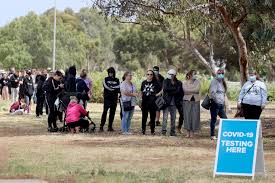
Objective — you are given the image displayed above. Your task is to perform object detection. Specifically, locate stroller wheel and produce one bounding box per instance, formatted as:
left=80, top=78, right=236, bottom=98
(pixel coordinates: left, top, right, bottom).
left=89, top=123, right=96, bottom=133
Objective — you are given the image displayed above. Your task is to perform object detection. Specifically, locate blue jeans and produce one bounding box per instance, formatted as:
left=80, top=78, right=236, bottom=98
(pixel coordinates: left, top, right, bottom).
left=210, top=102, right=227, bottom=136
left=121, top=108, right=134, bottom=133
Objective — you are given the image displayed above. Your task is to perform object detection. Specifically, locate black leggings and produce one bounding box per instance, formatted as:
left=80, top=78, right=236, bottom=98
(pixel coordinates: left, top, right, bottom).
left=67, top=118, right=89, bottom=129
left=47, top=96, right=58, bottom=129
left=242, top=103, right=262, bottom=119
left=36, top=94, right=44, bottom=116
left=142, top=103, right=156, bottom=133
left=100, top=101, right=117, bottom=129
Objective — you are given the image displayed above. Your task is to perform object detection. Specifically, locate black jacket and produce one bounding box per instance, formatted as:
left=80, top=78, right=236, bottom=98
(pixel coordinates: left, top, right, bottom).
left=36, top=74, right=46, bottom=95
left=103, top=76, right=120, bottom=103
left=10, top=74, right=19, bottom=88
left=76, top=78, right=90, bottom=100
left=163, top=79, right=183, bottom=106
left=23, top=75, right=34, bottom=96
left=45, top=77, right=62, bottom=98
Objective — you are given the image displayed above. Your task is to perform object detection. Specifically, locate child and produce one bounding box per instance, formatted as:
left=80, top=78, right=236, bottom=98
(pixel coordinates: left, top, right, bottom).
left=10, top=99, right=27, bottom=115
left=65, top=96, right=89, bottom=133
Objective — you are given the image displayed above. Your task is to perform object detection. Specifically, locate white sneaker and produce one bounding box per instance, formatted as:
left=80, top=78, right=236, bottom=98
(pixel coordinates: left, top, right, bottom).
left=211, top=136, right=217, bottom=140
left=126, top=132, right=132, bottom=135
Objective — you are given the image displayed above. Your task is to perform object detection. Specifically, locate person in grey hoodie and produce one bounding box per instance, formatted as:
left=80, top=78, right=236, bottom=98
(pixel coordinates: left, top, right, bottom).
left=209, top=69, right=228, bottom=140
left=238, top=69, right=267, bottom=119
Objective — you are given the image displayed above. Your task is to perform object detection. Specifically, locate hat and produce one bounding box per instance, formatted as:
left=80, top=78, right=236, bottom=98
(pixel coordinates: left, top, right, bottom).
left=167, top=69, right=177, bottom=75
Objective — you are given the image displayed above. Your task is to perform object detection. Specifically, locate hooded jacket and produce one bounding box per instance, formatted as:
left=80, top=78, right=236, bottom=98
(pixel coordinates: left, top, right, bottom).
left=65, top=101, right=88, bottom=123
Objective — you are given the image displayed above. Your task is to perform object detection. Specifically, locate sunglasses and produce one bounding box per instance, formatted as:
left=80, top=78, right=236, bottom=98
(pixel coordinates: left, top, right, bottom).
left=147, top=73, right=153, bottom=76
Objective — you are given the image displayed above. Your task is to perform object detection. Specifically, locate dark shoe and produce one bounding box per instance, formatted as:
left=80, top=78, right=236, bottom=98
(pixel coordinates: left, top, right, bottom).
left=151, top=132, right=155, bottom=136
left=156, top=121, right=161, bottom=126
left=170, top=133, right=177, bottom=137
left=99, top=127, right=104, bottom=132
left=161, top=131, right=166, bottom=136
left=107, top=128, right=115, bottom=132
left=142, top=130, right=146, bottom=135
left=50, top=127, right=59, bottom=132
left=47, top=127, right=52, bottom=132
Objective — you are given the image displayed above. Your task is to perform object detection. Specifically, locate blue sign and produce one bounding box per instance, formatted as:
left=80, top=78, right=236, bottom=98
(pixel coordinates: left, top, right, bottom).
left=214, top=119, right=261, bottom=177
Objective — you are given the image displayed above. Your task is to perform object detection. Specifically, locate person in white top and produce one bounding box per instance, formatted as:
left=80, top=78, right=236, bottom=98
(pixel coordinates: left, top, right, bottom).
left=238, top=69, right=267, bottom=119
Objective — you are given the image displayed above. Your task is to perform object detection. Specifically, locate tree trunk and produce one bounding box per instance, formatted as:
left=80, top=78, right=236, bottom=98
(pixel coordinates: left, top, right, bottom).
left=215, top=4, right=248, bottom=85
left=230, top=26, right=248, bottom=85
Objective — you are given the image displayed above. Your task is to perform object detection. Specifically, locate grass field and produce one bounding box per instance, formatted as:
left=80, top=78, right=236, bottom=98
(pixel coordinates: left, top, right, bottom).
left=0, top=101, right=275, bottom=183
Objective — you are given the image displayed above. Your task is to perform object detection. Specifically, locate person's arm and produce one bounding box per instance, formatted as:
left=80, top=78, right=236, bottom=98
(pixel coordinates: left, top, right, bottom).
left=238, top=83, right=246, bottom=104
left=209, top=79, right=217, bottom=100
left=103, top=78, right=114, bottom=91
left=260, top=83, right=268, bottom=108
left=121, top=83, right=138, bottom=97
left=183, top=80, right=200, bottom=94
left=79, top=105, right=88, bottom=116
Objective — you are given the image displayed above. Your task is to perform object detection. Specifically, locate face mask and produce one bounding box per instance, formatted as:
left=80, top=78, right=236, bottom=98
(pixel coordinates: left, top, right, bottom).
left=249, top=75, right=256, bottom=82
left=154, top=71, right=159, bottom=75
left=192, top=75, right=197, bottom=80
left=167, top=74, right=172, bottom=80
left=217, top=74, right=224, bottom=80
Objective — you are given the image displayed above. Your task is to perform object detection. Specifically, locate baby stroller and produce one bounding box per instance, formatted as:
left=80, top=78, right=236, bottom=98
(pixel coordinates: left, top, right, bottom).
left=56, top=92, right=96, bottom=133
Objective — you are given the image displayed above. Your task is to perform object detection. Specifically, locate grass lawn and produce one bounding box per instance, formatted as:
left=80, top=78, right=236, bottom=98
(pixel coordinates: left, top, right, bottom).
left=0, top=102, right=274, bottom=183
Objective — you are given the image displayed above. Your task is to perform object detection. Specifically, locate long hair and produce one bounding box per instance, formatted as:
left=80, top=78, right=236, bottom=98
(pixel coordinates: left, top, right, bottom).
left=122, top=71, right=131, bottom=81
left=186, top=70, right=196, bottom=80
left=107, top=67, right=116, bottom=78
left=147, top=69, right=157, bottom=82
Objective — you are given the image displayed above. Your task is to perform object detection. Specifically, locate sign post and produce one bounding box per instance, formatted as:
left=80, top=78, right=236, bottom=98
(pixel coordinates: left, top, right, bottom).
left=213, top=119, right=265, bottom=180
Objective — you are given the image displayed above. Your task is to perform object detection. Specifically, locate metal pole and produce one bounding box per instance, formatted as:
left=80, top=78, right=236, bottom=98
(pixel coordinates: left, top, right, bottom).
left=52, top=0, right=57, bottom=71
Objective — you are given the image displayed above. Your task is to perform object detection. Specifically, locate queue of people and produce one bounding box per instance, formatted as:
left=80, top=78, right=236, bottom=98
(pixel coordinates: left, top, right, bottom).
left=2, top=66, right=268, bottom=139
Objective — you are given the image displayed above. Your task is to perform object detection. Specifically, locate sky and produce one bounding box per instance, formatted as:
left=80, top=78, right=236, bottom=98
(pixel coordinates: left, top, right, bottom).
left=0, top=0, right=91, bottom=27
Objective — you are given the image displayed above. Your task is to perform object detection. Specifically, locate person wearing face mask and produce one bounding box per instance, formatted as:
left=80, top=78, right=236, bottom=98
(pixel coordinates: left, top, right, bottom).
left=182, top=70, right=201, bottom=138
left=162, top=69, right=182, bottom=136
left=152, top=66, right=165, bottom=126
left=209, top=69, right=228, bottom=140
left=238, top=69, right=267, bottom=119
left=23, top=69, right=34, bottom=113
left=100, top=67, right=120, bottom=132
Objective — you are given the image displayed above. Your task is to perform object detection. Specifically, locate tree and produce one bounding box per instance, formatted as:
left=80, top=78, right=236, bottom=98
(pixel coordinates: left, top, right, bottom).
left=93, top=0, right=274, bottom=84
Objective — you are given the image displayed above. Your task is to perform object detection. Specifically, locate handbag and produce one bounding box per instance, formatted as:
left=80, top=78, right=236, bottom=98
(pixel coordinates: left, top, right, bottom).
left=155, top=96, right=166, bottom=109
left=123, top=83, right=134, bottom=111
left=235, top=84, right=255, bottom=118
left=201, top=94, right=212, bottom=110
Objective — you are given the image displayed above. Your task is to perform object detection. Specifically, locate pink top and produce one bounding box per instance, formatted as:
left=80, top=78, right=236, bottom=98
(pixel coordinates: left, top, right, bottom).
left=65, top=102, right=88, bottom=123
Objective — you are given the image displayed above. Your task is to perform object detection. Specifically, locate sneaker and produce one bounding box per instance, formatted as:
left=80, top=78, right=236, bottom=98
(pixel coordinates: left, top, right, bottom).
left=170, top=134, right=177, bottom=137
left=36, top=116, right=41, bottom=118
left=99, top=127, right=104, bottom=132
left=156, top=121, right=161, bottom=126
left=142, top=130, right=146, bottom=135
left=151, top=132, right=155, bottom=136
left=161, top=131, right=166, bottom=136
left=47, top=127, right=52, bottom=132
left=211, top=136, right=217, bottom=140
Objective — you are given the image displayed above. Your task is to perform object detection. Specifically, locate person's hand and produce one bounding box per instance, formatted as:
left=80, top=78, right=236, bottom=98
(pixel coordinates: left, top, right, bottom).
left=261, top=105, right=265, bottom=110
left=59, top=84, right=64, bottom=88
left=134, top=93, right=139, bottom=97
left=237, top=102, right=241, bottom=109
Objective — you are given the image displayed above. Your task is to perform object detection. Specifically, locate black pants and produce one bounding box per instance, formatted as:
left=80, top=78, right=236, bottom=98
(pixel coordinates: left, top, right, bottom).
left=36, top=94, right=45, bottom=116
left=100, top=100, right=117, bottom=129
left=242, top=103, right=262, bottom=119
left=67, top=118, right=89, bottom=129
left=47, top=95, right=58, bottom=129
left=176, top=104, right=184, bottom=129
left=142, top=103, right=156, bottom=133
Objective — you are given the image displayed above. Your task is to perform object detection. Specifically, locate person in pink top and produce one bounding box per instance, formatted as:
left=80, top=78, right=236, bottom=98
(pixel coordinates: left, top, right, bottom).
left=65, top=96, right=89, bottom=133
